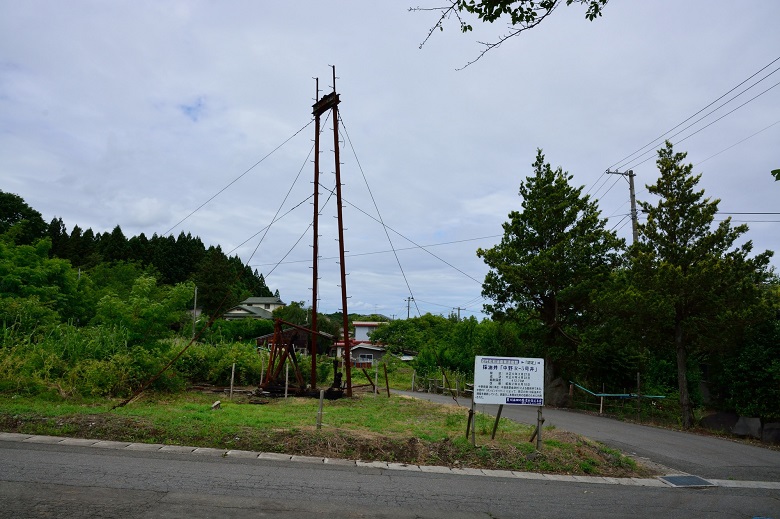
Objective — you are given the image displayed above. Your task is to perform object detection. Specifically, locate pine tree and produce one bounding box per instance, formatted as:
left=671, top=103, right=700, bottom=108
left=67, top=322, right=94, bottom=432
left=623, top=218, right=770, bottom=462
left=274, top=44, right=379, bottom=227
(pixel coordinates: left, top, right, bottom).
left=477, top=149, right=623, bottom=390
left=630, top=142, right=773, bottom=428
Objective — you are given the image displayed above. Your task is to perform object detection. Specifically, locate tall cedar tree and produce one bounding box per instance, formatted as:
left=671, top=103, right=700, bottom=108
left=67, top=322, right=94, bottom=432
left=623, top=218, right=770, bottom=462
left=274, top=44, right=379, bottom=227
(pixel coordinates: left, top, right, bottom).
left=630, top=142, right=773, bottom=428
left=477, top=150, right=623, bottom=386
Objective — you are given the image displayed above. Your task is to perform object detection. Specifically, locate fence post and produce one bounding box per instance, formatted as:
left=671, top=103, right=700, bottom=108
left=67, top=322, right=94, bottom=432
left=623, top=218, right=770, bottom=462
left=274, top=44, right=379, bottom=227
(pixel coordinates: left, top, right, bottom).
left=230, top=362, right=236, bottom=400
left=284, top=361, right=289, bottom=398
left=637, top=372, right=641, bottom=423
left=317, top=389, right=324, bottom=430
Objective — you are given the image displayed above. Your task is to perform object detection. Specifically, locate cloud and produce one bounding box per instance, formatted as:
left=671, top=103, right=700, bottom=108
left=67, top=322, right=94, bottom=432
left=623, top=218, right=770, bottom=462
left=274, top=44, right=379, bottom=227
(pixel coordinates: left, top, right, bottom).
left=179, top=97, right=206, bottom=122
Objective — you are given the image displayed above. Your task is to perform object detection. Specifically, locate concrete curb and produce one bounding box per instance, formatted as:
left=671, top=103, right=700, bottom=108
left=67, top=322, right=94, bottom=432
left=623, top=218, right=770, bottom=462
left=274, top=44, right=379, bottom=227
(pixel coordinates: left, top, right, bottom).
left=3, top=432, right=778, bottom=489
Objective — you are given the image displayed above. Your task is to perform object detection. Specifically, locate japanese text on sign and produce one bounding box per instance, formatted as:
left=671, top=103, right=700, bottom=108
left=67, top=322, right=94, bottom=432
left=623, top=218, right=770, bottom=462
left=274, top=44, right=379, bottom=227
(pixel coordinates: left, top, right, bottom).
left=473, top=356, right=545, bottom=406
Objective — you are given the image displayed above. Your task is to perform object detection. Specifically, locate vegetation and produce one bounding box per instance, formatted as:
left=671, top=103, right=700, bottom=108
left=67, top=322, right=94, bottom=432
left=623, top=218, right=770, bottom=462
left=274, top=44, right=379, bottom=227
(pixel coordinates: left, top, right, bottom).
left=416, top=0, right=608, bottom=67
left=0, top=391, right=649, bottom=476
left=0, top=141, right=778, bottom=429
left=477, top=149, right=623, bottom=385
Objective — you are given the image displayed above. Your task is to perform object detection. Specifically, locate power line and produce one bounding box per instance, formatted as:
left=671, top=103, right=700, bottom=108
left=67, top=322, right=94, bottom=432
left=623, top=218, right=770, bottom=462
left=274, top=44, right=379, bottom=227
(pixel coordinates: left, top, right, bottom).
left=623, top=78, right=780, bottom=171
left=161, top=118, right=314, bottom=237
left=694, top=119, right=780, bottom=166
left=338, top=111, right=421, bottom=317
left=250, top=234, right=501, bottom=267
left=607, top=55, right=780, bottom=172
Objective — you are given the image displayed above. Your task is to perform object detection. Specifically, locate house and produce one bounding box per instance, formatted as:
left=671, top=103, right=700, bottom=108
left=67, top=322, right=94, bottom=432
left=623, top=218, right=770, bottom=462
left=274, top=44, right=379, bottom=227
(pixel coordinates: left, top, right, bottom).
left=353, top=321, right=386, bottom=342
left=223, top=296, right=286, bottom=320
left=330, top=321, right=389, bottom=366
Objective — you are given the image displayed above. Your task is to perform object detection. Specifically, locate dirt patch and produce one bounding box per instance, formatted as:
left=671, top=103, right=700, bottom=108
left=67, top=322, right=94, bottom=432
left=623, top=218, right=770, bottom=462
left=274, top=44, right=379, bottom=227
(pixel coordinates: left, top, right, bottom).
left=0, top=412, right=657, bottom=478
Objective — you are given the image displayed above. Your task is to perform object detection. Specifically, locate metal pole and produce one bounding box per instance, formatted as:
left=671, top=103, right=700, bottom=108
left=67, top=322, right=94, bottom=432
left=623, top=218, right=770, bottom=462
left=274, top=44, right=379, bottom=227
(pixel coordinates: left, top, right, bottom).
left=330, top=66, right=352, bottom=397
left=310, top=78, right=321, bottom=391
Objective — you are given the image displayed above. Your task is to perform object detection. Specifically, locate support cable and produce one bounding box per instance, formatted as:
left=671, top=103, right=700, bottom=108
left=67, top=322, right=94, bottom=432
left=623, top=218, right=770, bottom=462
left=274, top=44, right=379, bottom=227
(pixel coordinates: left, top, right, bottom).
left=338, top=112, right=422, bottom=316
left=162, top=119, right=314, bottom=237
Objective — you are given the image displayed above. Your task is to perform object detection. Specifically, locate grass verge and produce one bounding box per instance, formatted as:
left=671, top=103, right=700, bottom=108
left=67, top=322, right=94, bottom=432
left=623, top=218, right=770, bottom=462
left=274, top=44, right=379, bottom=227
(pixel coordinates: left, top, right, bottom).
left=0, top=390, right=654, bottom=477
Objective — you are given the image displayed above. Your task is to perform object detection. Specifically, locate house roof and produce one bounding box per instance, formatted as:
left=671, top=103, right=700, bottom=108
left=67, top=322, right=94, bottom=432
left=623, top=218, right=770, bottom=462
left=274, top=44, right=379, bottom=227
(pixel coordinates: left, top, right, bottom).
left=353, top=321, right=386, bottom=327
left=242, top=296, right=286, bottom=305
left=223, top=305, right=273, bottom=319
left=350, top=344, right=386, bottom=352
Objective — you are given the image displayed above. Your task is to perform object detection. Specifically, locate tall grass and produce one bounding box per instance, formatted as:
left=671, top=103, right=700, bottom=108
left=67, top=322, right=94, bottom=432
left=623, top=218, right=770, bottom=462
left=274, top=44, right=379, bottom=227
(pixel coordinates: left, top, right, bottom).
left=0, top=319, right=268, bottom=398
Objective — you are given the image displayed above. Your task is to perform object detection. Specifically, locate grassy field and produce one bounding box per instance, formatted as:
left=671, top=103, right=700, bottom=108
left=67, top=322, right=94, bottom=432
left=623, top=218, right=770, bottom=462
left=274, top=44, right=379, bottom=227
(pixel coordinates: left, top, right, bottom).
left=0, top=389, right=653, bottom=477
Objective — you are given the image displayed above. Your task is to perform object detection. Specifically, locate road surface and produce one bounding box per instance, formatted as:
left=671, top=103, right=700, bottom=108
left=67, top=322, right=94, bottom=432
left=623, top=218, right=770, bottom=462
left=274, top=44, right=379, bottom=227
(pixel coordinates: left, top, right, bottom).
left=397, top=390, right=780, bottom=483
left=1, top=435, right=778, bottom=519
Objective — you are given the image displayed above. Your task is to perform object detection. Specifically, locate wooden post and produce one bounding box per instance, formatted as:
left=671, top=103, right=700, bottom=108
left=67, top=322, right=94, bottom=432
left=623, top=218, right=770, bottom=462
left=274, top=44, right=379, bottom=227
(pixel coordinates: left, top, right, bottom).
left=411, top=370, right=416, bottom=392
left=491, top=404, right=504, bottom=440
left=383, top=363, right=390, bottom=397
left=230, top=362, right=236, bottom=400
left=536, top=406, right=544, bottom=451
left=470, top=399, right=476, bottom=446
left=599, top=383, right=604, bottom=415
left=637, top=372, right=641, bottom=423
left=374, top=367, right=378, bottom=396
left=284, top=361, right=289, bottom=398
left=317, top=389, right=324, bottom=430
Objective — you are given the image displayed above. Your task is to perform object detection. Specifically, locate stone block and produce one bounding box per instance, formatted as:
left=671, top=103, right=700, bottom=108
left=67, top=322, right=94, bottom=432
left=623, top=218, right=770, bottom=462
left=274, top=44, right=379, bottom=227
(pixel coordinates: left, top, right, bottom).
left=699, top=411, right=738, bottom=433
left=761, top=422, right=780, bottom=444
left=731, top=416, right=762, bottom=439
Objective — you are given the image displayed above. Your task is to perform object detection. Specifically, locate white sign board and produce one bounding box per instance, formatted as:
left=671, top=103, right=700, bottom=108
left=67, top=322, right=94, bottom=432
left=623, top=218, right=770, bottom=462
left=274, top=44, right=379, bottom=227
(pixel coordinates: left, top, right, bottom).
left=473, top=356, right=545, bottom=406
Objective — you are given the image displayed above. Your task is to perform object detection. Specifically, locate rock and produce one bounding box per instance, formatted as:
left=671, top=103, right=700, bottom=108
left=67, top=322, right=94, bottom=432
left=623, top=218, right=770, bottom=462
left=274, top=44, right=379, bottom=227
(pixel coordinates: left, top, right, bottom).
left=731, top=416, right=762, bottom=439
left=761, top=422, right=780, bottom=444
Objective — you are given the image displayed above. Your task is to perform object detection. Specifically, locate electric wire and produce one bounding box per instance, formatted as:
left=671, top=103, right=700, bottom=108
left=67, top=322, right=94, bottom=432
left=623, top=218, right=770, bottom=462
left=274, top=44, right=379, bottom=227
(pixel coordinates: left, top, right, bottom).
left=694, top=119, right=780, bottom=167
left=622, top=78, right=780, bottom=171
left=250, top=234, right=501, bottom=267
left=607, top=55, right=780, bottom=172
left=161, top=118, right=314, bottom=237
left=265, top=180, right=337, bottom=278
left=316, top=182, right=484, bottom=286
left=339, top=112, right=423, bottom=316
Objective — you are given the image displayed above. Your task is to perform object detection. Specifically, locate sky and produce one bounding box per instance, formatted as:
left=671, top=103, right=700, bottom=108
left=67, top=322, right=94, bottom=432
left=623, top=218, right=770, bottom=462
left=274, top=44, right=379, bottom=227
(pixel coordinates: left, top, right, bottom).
left=2, top=1, right=778, bottom=320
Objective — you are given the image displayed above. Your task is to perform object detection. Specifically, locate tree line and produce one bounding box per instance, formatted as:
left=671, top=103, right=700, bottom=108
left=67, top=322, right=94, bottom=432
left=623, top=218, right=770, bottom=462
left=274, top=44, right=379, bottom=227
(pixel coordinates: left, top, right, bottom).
left=0, top=191, right=275, bottom=318
left=372, top=142, right=779, bottom=427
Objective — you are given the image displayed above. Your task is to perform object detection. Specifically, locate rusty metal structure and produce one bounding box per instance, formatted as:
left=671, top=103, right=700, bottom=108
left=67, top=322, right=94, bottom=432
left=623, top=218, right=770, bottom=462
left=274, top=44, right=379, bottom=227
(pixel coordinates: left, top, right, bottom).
left=258, top=67, right=353, bottom=398
left=258, top=318, right=340, bottom=397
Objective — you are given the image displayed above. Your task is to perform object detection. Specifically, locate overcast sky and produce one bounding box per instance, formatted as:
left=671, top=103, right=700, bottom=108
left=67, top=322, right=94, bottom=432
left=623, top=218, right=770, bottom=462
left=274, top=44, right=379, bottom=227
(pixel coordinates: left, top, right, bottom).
left=2, top=1, right=778, bottom=320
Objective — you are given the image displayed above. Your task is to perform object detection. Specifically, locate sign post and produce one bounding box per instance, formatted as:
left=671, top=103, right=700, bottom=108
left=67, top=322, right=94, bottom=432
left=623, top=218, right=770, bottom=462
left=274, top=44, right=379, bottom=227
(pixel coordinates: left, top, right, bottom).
left=473, top=356, right=545, bottom=448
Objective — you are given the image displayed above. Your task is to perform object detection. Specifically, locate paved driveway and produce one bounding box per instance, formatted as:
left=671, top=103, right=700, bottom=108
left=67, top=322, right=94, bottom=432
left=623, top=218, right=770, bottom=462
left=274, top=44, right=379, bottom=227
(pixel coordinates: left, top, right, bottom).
left=396, top=390, right=780, bottom=483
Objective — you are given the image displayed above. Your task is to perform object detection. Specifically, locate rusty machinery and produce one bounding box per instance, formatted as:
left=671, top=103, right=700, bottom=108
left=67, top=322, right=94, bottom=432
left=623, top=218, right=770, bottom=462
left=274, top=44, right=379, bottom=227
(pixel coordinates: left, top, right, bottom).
left=258, top=318, right=344, bottom=399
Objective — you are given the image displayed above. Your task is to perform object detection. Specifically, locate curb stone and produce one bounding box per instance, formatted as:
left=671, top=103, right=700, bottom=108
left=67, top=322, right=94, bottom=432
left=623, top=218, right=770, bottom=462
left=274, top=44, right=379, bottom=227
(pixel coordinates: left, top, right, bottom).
left=1, top=432, right=776, bottom=489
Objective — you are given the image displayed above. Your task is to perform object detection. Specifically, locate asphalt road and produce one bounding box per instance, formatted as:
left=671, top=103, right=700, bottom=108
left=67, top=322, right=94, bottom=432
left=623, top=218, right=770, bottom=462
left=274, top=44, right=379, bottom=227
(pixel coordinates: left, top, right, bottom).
left=1, top=438, right=778, bottom=519
left=397, top=390, right=780, bottom=482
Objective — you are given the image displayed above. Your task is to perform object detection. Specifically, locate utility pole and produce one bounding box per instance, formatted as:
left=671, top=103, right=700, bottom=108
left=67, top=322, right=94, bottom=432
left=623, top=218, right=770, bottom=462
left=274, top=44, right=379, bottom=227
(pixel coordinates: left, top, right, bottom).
left=453, top=307, right=463, bottom=321
left=606, top=169, right=639, bottom=244
left=405, top=297, right=414, bottom=319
